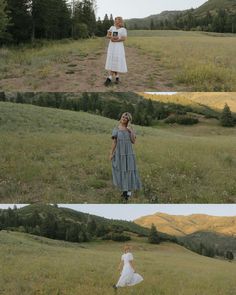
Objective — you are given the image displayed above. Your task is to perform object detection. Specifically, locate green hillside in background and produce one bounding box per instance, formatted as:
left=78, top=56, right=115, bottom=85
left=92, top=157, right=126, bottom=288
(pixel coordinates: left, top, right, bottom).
left=126, top=0, right=236, bottom=32
left=195, top=0, right=236, bottom=16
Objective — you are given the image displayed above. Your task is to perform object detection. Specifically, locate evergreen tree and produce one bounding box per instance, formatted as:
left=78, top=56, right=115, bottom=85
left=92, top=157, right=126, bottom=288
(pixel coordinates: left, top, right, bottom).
left=148, top=224, right=160, bottom=244
left=0, top=0, right=10, bottom=41
left=103, top=13, right=111, bottom=34
left=150, top=19, right=155, bottom=30
left=6, top=0, right=32, bottom=42
left=225, top=251, right=234, bottom=261
left=87, top=218, right=97, bottom=236
left=220, top=104, right=234, bottom=127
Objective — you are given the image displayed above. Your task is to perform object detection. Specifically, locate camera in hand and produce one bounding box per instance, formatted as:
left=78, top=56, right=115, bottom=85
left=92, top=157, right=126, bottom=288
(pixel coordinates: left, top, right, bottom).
left=113, top=31, right=118, bottom=37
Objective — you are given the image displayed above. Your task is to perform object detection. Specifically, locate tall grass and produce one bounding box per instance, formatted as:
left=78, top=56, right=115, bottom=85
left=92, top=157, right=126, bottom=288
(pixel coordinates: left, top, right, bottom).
left=1, top=231, right=236, bottom=295
left=127, top=30, right=236, bottom=91
left=0, top=38, right=105, bottom=81
left=1, top=102, right=236, bottom=203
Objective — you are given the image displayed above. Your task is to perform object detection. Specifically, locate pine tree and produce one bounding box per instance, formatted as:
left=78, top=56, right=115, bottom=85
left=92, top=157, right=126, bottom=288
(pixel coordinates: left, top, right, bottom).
left=6, top=0, right=32, bottom=42
left=220, top=104, right=234, bottom=127
left=0, top=0, right=10, bottom=41
left=148, top=224, right=160, bottom=244
left=225, top=251, right=234, bottom=261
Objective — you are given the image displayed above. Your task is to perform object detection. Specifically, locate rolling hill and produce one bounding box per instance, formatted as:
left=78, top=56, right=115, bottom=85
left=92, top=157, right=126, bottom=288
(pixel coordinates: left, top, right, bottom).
left=126, top=0, right=236, bottom=29
left=135, top=212, right=236, bottom=256
left=135, top=212, right=236, bottom=237
left=194, top=0, right=236, bottom=16
left=16, top=204, right=150, bottom=237
left=1, top=230, right=236, bottom=295
left=141, top=92, right=236, bottom=113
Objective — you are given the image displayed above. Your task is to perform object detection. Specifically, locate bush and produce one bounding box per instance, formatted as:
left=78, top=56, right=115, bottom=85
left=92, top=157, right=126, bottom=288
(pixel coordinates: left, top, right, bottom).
left=165, top=114, right=199, bottom=125
left=102, top=233, right=131, bottom=242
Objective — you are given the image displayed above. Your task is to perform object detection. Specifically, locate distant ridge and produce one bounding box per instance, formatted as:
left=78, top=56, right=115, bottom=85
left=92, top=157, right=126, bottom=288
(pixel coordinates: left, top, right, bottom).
left=126, top=0, right=236, bottom=30
left=135, top=212, right=236, bottom=237
left=140, top=92, right=236, bottom=113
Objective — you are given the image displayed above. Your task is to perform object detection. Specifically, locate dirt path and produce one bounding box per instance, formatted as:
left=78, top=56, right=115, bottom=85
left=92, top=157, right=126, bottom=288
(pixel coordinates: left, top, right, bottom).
left=0, top=44, right=188, bottom=92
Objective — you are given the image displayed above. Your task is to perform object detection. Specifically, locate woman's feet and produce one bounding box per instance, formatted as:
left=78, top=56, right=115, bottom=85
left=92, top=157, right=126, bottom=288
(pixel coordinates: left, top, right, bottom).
left=104, top=76, right=120, bottom=86
left=112, top=284, right=117, bottom=292
left=121, top=191, right=130, bottom=202
left=104, top=77, right=112, bottom=86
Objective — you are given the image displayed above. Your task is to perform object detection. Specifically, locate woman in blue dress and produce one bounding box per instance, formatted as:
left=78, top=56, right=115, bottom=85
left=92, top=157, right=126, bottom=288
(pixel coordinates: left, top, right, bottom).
left=110, top=112, right=142, bottom=201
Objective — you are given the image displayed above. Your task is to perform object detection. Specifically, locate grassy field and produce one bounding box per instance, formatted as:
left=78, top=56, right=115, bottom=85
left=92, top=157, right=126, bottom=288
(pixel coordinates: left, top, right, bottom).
left=1, top=230, right=236, bottom=295
left=1, top=102, right=236, bottom=203
left=128, top=30, right=236, bottom=91
left=0, top=30, right=236, bottom=91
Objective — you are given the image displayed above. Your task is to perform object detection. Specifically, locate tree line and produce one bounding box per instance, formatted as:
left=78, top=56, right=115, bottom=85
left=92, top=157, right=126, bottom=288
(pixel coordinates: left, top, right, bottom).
left=129, top=9, right=236, bottom=34
left=0, top=0, right=114, bottom=44
left=1, top=92, right=205, bottom=126
left=1, top=92, right=235, bottom=127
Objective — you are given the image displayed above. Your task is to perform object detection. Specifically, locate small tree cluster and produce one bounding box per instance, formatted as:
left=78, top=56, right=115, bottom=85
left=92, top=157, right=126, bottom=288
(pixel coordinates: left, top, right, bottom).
left=220, top=104, right=235, bottom=127
left=148, top=224, right=160, bottom=244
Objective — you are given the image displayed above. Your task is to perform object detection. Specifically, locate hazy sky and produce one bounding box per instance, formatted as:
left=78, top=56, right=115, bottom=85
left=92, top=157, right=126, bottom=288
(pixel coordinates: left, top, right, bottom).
left=1, top=204, right=236, bottom=221
left=96, top=0, right=207, bottom=19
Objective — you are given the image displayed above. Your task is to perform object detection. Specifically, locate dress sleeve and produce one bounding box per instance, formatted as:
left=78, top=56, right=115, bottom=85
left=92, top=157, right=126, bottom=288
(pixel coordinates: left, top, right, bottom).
left=120, top=28, right=127, bottom=38
left=108, top=26, right=113, bottom=32
left=112, top=128, right=118, bottom=139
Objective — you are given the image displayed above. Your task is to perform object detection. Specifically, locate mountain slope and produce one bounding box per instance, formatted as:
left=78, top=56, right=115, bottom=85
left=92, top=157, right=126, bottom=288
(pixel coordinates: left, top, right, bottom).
left=126, top=0, right=236, bottom=29
left=141, top=92, right=236, bottom=113
left=195, top=0, right=236, bottom=16
left=135, top=212, right=236, bottom=237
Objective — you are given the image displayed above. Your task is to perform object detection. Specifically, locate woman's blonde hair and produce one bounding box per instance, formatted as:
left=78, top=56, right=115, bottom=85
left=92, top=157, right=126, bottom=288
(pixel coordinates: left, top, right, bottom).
left=115, top=16, right=124, bottom=27
left=120, top=112, right=132, bottom=126
left=124, top=244, right=132, bottom=252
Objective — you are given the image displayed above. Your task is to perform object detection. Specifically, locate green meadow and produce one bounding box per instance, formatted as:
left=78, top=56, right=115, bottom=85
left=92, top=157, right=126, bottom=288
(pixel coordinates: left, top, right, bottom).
left=1, top=102, right=236, bottom=203
left=127, top=30, right=236, bottom=91
left=0, top=30, right=236, bottom=91
left=0, top=230, right=236, bottom=295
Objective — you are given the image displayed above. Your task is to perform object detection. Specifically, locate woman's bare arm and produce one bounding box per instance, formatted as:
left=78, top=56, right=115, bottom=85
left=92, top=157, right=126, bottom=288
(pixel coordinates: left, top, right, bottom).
left=110, top=138, right=117, bottom=160
left=127, top=128, right=136, bottom=144
left=107, top=30, right=112, bottom=39
left=118, top=260, right=124, bottom=271
left=129, top=260, right=135, bottom=272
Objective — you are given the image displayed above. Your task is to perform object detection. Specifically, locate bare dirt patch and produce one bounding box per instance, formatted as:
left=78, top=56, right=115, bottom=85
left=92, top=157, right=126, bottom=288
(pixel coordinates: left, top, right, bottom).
left=0, top=45, right=188, bottom=92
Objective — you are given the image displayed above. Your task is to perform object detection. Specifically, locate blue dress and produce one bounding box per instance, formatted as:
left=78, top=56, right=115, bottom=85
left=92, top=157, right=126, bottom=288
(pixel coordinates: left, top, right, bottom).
left=112, top=128, right=142, bottom=191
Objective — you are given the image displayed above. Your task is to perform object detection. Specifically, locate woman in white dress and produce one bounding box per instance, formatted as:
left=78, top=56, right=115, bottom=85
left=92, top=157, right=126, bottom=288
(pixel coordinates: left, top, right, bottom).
left=104, top=16, right=128, bottom=86
left=113, top=245, right=143, bottom=290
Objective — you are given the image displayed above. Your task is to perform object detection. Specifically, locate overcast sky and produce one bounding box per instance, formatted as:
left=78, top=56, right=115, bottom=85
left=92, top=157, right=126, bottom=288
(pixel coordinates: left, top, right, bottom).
left=96, top=0, right=207, bottom=19
left=1, top=204, right=236, bottom=221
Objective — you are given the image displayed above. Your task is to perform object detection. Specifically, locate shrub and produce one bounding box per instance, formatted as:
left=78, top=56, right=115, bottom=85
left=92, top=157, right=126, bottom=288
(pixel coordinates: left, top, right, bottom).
left=165, top=114, right=199, bottom=125
left=102, top=233, right=131, bottom=242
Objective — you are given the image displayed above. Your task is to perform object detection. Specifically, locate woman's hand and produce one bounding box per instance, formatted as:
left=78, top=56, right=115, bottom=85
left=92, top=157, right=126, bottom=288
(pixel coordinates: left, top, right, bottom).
left=109, top=153, right=114, bottom=161
left=111, top=36, right=119, bottom=42
left=127, top=126, right=133, bottom=133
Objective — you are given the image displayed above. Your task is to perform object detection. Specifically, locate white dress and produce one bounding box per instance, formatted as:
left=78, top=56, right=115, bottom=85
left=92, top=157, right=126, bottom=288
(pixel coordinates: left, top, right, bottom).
left=105, top=26, right=128, bottom=73
left=116, top=252, right=143, bottom=287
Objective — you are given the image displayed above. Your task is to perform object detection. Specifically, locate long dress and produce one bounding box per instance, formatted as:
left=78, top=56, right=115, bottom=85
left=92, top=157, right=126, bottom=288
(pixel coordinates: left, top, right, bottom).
left=105, top=26, right=128, bottom=73
left=116, top=252, right=143, bottom=287
left=111, top=128, right=142, bottom=192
